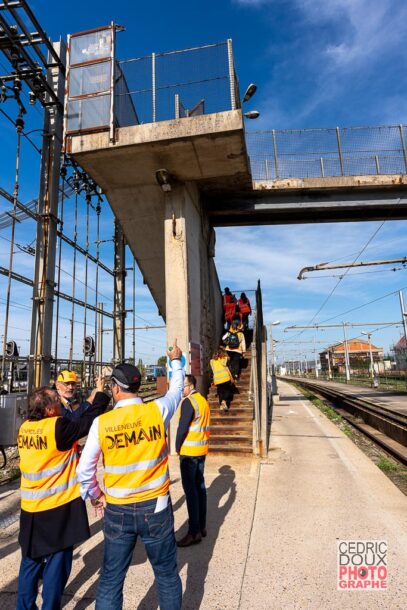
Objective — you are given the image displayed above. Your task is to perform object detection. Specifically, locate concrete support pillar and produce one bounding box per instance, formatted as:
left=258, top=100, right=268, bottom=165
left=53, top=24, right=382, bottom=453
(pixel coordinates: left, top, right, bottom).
left=164, top=182, right=222, bottom=452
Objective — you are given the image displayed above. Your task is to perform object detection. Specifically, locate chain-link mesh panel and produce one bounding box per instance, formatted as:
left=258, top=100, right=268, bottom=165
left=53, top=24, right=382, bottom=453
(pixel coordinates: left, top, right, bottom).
left=116, top=55, right=153, bottom=123
left=117, top=42, right=235, bottom=125
left=247, top=126, right=407, bottom=180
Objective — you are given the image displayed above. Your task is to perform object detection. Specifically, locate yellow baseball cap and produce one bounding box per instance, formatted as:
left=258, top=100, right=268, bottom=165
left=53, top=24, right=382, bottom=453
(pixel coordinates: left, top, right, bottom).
left=57, top=370, right=78, bottom=383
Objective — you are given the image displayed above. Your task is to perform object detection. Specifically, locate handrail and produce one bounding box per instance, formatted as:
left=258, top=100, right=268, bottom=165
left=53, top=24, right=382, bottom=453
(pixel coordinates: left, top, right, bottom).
left=251, top=280, right=269, bottom=457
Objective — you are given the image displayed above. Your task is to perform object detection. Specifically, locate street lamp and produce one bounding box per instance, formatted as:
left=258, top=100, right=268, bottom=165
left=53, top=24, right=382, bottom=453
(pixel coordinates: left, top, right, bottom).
left=361, top=331, right=374, bottom=384
left=269, top=320, right=280, bottom=394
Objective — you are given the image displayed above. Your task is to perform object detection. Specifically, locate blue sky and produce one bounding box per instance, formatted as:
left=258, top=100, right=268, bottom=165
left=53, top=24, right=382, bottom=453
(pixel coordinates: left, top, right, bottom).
left=1, top=0, right=407, bottom=366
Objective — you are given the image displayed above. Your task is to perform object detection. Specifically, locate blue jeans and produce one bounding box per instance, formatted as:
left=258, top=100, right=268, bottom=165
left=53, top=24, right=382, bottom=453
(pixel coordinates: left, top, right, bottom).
left=96, top=498, right=182, bottom=610
left=16, top=547, right=73, bottom=610
left=180, top=455, right=207, bottom=536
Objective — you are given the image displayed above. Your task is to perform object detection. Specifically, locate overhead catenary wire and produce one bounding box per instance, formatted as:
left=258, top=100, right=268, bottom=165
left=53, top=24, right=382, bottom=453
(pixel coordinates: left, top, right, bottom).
left=289, top=219, right=393, bottom=343
left=320, top=285, right=407, bottom=325
left=2, top=119, right=22, bottom=380
left=0, top=100, right=121, bottom=368
left=303, top=267, right=406, bottom=279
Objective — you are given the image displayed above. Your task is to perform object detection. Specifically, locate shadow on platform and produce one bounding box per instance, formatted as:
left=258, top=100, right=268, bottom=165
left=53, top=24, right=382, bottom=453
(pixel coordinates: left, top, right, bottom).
left=137, top=464, right=237, bottom=610
left=61, top=465, right=236, bottom=609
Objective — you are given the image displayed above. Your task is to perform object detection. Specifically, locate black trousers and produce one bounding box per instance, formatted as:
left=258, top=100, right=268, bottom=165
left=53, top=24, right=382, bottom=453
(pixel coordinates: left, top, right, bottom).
left=228, top=351, right=242, bottom=378
left=180, top=455, right=207, bottom=536
left=217, top=380, right=234, bottom=405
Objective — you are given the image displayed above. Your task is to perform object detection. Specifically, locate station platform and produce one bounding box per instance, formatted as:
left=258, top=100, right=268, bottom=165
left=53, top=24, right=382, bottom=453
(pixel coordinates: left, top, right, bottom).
left=0, top=380, right=406, bottom=609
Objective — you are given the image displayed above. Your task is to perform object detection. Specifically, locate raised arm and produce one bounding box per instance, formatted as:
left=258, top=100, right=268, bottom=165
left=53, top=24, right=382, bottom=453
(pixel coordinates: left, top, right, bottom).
left=156, top=339, right=185, bottom=429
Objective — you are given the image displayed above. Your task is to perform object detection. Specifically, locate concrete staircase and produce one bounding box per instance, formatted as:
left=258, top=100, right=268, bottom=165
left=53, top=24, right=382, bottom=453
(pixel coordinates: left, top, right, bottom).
left=208, top=350, right=253, bottom=454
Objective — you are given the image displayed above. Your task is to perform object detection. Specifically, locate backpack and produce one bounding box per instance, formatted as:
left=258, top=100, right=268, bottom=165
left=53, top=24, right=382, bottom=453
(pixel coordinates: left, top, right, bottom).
left=226, top=333, right=240, bottom=349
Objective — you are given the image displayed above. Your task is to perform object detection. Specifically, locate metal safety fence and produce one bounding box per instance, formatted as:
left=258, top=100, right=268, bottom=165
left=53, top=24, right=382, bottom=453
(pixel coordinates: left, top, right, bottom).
left=115, top=40, right=240, bottom=127
left=246, top=125, right=407, bottom=181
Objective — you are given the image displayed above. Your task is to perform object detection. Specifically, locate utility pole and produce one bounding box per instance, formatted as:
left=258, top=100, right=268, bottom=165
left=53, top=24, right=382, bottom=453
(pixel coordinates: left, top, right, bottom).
left=399, top=290, right=407, bottom=344
left=313, top=333, right=319, bottom=378
left=269, top=321, right=280, bottom=394
left=326, top=350, right=332, bottom=380
left=399, top=290, right=407, bottom=377
left=342, top=321, right=351, bottom=382
left=362, top=332, right=374, bottom=384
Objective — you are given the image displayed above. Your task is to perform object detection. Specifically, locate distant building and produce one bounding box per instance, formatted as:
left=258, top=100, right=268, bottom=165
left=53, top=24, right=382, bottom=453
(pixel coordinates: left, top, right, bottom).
left=392, top=336, right=407, bottom=370
left=319, top=338, right=384, bottom=374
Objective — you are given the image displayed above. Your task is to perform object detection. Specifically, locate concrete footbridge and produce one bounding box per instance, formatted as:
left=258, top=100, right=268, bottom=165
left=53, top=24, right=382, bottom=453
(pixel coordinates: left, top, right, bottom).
left=64, top=28, right=407, bottom=373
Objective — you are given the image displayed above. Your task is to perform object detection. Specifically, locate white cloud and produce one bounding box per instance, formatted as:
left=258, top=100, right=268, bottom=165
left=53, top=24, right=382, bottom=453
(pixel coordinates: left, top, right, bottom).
left=235, top=0, right=407, bottom=126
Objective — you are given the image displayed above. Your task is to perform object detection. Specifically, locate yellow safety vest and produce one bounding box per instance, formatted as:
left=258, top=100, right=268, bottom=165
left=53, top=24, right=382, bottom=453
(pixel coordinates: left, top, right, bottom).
left=18, top=417, right=80, bottom=513
left=99, top=400, right=169, bottom=504
left=210, top=358, right=232, bottom=385
left=179, top=392, right=210, bottom=457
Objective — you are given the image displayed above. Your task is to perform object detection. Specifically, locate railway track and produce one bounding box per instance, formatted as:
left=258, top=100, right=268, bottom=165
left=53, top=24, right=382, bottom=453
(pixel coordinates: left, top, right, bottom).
left=282, top=377, right=407, bottom=466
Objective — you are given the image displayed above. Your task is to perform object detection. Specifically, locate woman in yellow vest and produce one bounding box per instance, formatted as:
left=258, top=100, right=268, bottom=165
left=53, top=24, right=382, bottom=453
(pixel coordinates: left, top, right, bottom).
left=16, top=381, right=109, bottom=610
left=176, top=375, right=210, bottom=547
left=210, top=346, right=234, bottom=411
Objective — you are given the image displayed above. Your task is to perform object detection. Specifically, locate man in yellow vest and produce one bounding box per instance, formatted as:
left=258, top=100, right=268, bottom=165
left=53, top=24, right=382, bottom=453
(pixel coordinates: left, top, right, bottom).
left=77, top=339, right=184, bottom=610
left=56, top=369, right=101, bottom=420
left=16, top=378, right=109, bottom=610
left=176, top=374, right=210, bottom=547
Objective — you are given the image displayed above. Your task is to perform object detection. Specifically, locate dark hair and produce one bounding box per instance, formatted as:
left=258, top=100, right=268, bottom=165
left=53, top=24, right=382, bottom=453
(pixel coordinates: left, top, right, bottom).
left=185, top=374, right=196, bottom=388
left=28, top=388, right=59, bottom=420
left=240, top=292, right=248, bottom=302
left=213, top=346, right=227, bottom=359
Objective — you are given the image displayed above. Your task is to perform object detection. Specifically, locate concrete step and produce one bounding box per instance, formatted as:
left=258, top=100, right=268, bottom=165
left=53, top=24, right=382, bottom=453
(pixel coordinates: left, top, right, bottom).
left=210, top=427, right=252, bottom=436
left=211, top=420, right=252, bottom=427
left=207, top=398, right=252, bottom=406
left=210, top=403, right=251, bottom=411
left=211, top=405, right=252, bottom=413
left=211, top=434, right=252, bottom=445
left=211, top=402, right=253, bottom=419
left=207, top=382, right=250, bottom=400
left=211, top=418, right=252, bottom=427
left=206, top=348, right=253, bottom=454
left=209, top=443, right=253, bottom=455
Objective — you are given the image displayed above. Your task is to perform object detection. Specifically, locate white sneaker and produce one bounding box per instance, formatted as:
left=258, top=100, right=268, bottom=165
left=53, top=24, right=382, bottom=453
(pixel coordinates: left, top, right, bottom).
left=220, top=401, right=227, bottom=411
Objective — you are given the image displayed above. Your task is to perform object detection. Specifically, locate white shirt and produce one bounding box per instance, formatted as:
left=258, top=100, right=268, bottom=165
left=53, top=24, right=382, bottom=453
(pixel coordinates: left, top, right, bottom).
left=77, top=359, right=184, bottom=502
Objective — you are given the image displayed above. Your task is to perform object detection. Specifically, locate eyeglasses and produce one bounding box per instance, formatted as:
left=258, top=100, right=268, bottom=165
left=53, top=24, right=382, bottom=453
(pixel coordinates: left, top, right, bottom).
left=183, top=384, right=192, bottom=389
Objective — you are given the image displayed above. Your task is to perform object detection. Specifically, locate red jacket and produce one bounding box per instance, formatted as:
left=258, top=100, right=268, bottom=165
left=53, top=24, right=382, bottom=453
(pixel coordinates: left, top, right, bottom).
left=238, top=298, right=251, bottom=315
